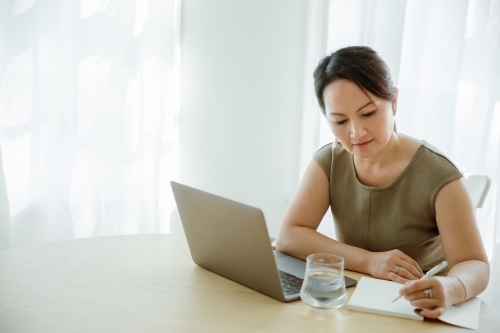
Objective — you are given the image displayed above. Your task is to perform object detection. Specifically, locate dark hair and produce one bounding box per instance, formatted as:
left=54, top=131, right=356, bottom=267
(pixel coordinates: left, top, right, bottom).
left=313, top=46, right=395, bottom=115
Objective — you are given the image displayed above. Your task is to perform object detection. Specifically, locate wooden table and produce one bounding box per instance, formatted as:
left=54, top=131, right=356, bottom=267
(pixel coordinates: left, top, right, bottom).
left=0, top=234, right=499, bottom=332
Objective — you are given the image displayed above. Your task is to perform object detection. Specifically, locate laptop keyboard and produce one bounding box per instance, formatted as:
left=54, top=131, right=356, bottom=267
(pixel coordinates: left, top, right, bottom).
left=278, top=270, right=303, bottom=296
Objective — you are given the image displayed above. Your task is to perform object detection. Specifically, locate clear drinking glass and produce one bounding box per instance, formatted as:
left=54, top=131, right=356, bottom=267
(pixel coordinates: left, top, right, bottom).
left=300, top=253, right=346, bottom=309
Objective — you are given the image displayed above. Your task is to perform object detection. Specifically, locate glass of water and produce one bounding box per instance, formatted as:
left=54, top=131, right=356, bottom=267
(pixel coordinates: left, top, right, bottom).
left=300, top=253, right=346, bottom=309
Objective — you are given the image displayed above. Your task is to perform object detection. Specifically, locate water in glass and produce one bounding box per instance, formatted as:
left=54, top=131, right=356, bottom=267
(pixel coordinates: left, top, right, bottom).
left=300, top=268, right=346, bottom=308
left=300, top=253, right=347, bottom=309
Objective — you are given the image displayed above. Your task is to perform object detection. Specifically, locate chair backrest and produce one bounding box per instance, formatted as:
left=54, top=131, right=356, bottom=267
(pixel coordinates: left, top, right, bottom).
left=463, top=174, right=491, bottom=209
left=0, top=146, right=10, bottom=250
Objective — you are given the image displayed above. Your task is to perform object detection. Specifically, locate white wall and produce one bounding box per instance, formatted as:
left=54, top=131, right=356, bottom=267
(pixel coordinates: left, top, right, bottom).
left=180, top=0, right=308, bottom=236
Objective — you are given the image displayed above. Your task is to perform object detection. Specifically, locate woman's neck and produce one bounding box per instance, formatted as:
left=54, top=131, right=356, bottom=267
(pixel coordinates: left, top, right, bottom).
left=354, top=133, right=403, bottom=172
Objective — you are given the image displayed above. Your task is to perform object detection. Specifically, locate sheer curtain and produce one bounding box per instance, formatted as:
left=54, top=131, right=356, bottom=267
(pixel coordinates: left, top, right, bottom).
left=0, top=0, right=181, bottom=250
left=302, top=0, right=500, bottom=307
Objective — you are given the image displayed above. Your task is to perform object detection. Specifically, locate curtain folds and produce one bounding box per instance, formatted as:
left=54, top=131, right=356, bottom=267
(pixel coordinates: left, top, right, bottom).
left=0, top=0, right=181, bottom=249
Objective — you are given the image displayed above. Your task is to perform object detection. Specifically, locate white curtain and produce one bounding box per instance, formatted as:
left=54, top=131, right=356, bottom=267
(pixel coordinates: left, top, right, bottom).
left=302, top=0, right=500, bottom=307
left=0, top=0, right=181, bottom=250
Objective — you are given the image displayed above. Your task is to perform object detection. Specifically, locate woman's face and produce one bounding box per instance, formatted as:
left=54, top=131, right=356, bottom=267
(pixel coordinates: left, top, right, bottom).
left=322, top=79, right=397, bottom=158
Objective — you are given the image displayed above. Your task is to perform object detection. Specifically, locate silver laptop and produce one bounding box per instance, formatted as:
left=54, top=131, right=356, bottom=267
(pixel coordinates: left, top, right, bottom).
left=171, top=181, right=357, bottom=302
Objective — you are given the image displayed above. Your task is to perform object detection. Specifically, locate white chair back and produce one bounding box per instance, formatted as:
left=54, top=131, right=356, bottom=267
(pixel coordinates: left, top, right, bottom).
left=0, top=146, right=10, bottom=250
left=463, top=174, right=499, bottom=308
left=463, top=174, right=491, bottom=209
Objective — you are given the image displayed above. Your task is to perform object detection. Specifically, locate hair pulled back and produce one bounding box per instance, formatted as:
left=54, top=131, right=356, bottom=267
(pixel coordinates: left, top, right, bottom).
left=314, top=46, right=395, bottom=115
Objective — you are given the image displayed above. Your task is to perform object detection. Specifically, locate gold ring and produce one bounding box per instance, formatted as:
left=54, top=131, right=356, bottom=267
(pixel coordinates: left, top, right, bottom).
left=394, top=266, right=399, bottom=274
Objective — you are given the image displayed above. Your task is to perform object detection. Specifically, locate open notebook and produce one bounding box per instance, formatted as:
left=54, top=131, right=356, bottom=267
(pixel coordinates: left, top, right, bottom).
left=347, top=277, right=481, bottom=330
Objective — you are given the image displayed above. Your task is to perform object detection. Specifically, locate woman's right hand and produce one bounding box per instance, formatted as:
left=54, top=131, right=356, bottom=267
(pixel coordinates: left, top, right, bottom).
left=366, top=250, right=424, bottom=283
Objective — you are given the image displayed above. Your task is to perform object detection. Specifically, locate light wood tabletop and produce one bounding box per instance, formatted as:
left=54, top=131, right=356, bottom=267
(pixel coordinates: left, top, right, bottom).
left=0, top=234, right=499, bottom=332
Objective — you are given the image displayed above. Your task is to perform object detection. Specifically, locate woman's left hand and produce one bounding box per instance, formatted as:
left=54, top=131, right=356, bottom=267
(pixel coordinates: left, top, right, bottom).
left=397, top=276, right=460, bottom=318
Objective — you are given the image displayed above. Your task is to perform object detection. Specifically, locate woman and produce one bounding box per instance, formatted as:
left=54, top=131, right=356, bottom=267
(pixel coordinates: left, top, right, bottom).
left=276, top=46, right=489, bottom=318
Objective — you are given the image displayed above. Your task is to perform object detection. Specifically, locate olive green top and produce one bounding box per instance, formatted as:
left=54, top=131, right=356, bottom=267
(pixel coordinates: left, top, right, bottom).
left=313, top=141, right=462, bottom=271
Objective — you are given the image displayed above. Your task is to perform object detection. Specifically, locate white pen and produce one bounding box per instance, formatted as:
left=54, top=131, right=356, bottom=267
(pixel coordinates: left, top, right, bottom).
left=391, top=261, right=448, bottom=303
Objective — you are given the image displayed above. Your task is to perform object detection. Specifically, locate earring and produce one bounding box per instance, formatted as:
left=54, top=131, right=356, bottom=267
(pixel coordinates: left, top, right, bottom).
left=393, top=118, right=398, bottom=133
left=333, top=137, right=338, bottom=148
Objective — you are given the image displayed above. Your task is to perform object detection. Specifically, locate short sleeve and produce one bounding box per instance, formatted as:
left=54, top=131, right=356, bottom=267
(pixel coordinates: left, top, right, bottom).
left=313, top=143, right=333, bottom=180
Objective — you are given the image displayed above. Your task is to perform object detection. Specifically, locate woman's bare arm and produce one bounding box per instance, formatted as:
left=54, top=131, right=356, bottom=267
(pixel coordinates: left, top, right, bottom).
left=399, top=178, right=490, bottom=318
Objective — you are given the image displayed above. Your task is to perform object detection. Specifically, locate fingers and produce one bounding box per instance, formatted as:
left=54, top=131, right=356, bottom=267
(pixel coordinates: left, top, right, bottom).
left=368, top=250, right=423, bottom=283
left=387, top=272, right=409, bottom=284
left=402, top=263, right=424, bottom=279
left=393, top=265, right=422, bottom=281
left=397, top=253, right=424, bottom=278
left=404, top=287, right=433, bottom=301
left=386, top=251, right=423, bottom=282
left=419, top=307, right=445, bottom=319
left=410, top=295, right=445, bottom=319
left=402, top=279, right=437, bottom=296
left=397, top=277, right=451, bottom=319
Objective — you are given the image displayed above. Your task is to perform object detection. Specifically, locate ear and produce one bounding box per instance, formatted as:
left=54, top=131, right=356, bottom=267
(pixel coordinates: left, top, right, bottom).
left=392, top=87, right=399, bottom=116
